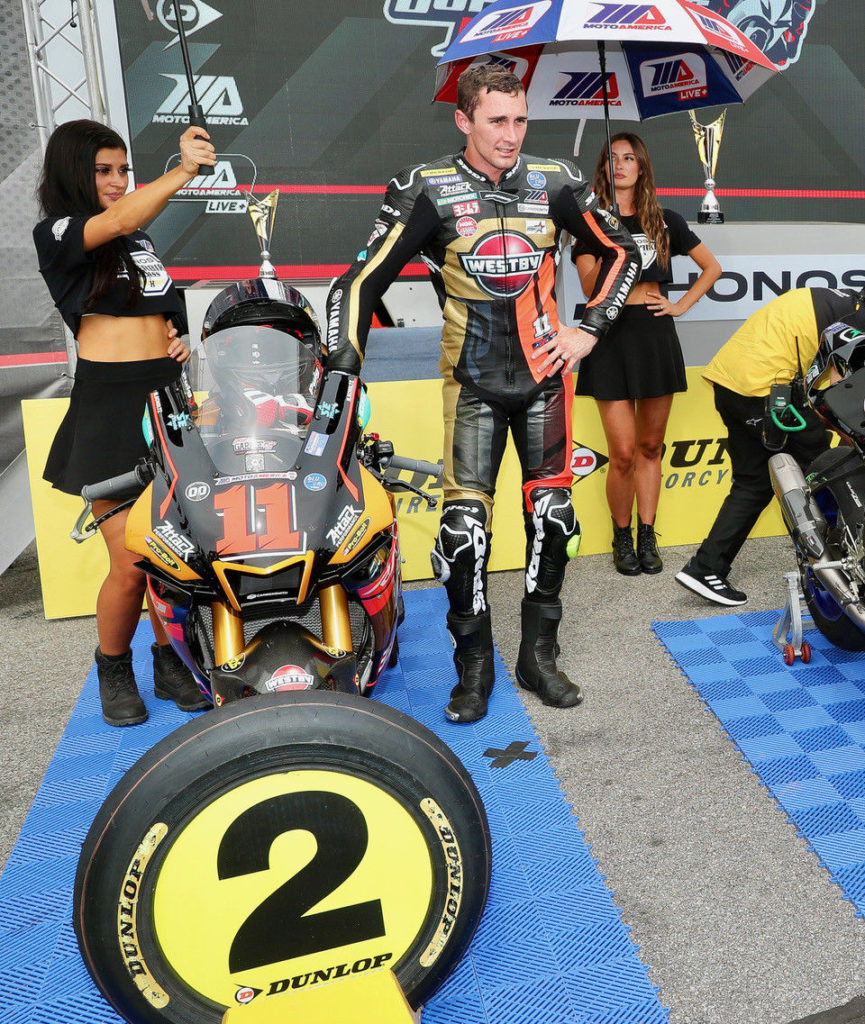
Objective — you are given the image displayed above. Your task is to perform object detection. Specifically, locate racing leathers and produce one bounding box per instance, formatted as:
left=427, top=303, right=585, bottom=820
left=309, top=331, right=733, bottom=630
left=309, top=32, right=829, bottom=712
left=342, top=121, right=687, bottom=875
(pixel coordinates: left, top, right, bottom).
left=326, top=150, right=639, bottom=617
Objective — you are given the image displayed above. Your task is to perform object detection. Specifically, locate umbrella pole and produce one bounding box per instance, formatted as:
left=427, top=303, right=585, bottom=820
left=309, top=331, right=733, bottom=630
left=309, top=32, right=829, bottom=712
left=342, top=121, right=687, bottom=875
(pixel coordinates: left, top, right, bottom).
left=171, top=0, right=213, bottom=176
left=597, top=41, right=617, bottom=216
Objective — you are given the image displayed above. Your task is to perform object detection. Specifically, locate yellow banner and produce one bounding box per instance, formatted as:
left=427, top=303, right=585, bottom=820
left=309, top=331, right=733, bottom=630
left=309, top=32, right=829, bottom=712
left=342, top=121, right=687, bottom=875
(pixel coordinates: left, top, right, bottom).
left=22, top=369, right=784, bottom=619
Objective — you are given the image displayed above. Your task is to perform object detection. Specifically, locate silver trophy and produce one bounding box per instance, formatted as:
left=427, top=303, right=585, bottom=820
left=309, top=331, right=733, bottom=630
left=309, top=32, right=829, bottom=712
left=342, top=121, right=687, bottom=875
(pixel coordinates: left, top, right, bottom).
left=689, top=109, right=727, bottom=225
left=243, top=188, right=280, bottom=278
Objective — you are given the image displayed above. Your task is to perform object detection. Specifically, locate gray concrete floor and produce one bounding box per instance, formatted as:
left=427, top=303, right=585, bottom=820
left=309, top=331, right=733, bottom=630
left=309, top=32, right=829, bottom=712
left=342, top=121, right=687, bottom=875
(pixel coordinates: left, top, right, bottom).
left=3, top=535, right=865, bottom=1024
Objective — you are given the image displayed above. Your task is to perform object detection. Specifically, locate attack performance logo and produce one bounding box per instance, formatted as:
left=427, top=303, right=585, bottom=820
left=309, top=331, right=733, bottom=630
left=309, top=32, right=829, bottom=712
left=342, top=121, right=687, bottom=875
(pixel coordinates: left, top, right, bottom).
left=696, top=0, right=815, bottom=67
left=571, top=442, right=608, bottom=482
left=155, top=0, right=222, bottom=48
left=383, top=0, right=498, bottom=55
left=458, top=232, right=544, bottom=297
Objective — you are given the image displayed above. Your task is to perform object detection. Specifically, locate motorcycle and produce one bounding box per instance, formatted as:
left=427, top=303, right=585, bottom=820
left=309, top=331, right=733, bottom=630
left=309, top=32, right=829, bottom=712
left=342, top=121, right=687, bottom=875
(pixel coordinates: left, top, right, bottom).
left=770, top=310, right=865, bottom=653
left=72, top=278, right=442, bottom=704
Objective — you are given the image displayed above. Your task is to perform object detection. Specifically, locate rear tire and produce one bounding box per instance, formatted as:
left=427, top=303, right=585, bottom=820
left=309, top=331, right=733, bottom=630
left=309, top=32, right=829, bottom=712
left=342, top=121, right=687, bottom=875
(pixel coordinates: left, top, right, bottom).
left=74, top=692, right=491, bottom=1023
left=802, top=565, right=865, bottom=651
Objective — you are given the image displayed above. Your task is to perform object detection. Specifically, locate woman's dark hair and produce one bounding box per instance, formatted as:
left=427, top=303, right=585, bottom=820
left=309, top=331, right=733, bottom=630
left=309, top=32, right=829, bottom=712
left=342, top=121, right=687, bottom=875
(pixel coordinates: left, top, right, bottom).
left=593, top=132, right=669, bottom=269
left=38, top=119, right=143, bottom=309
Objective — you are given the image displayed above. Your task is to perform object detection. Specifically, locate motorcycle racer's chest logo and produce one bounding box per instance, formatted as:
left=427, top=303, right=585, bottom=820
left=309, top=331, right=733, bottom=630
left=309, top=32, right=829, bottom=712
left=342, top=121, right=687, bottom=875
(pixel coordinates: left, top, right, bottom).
left=458, top=231, right=545, bottom=298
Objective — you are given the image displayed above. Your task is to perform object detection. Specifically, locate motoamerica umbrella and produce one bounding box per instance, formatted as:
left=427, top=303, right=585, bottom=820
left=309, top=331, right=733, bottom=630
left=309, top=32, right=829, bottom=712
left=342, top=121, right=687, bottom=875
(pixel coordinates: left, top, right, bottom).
left=434, top=0, right=780, bottom=187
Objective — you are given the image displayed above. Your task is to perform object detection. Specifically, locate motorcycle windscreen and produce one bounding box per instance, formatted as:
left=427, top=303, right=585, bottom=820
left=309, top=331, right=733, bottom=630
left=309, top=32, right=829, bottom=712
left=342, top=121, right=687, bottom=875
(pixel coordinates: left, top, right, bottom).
left=188, top=325, right=323, bottom=475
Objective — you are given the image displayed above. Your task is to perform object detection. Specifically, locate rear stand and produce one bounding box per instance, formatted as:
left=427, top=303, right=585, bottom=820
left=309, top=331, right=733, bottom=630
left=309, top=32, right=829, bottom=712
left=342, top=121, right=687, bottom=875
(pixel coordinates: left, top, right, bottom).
left=772, top=570, right=814, bottom=665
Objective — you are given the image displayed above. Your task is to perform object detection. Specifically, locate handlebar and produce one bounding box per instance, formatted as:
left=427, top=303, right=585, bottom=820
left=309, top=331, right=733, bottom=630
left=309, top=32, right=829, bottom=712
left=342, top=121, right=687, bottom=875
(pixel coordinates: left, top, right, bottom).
left=383, top=454, right=443, bottom=480
left=72, top=462, right=154, bottom=543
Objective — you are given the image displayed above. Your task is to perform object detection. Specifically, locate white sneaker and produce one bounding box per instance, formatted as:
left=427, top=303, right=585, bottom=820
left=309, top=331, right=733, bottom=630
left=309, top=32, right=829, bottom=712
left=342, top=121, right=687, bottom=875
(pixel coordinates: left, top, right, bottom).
left=675, top=560, right=747, bottom=606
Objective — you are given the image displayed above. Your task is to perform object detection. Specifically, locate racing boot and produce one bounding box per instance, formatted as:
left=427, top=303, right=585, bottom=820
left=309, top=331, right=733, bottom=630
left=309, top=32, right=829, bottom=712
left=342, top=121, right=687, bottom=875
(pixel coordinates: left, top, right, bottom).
left=515, top=599, right=582, bottom=708
left=95, top=647, right=148, bottom=727
left=637, top=516, right=663, bottom=574
left=152, top=643, right=211, bottom=712
left=612, top=519, right=641, bottom=576
left=444, top=610, right=495, bottom=724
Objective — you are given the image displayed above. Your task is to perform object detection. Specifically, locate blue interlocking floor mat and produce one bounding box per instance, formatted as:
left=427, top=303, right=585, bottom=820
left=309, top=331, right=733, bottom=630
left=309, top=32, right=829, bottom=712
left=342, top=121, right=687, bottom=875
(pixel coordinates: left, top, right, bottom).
left=1, top=587, right=668, bottom=1024
left=655, top=609, right=865, bottom=919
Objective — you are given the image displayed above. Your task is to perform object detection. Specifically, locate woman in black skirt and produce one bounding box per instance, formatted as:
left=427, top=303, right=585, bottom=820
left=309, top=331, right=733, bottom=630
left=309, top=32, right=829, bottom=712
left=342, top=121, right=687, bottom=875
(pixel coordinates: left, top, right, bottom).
left=572, top=133, right=721, bottom=576
left=33, top=120, right=215, bottom=725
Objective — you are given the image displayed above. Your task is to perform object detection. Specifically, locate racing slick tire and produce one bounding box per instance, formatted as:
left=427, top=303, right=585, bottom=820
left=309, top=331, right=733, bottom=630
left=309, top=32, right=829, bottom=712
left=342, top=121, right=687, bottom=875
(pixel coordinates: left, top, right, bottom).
left=73, top=691, right=491, bottom=1023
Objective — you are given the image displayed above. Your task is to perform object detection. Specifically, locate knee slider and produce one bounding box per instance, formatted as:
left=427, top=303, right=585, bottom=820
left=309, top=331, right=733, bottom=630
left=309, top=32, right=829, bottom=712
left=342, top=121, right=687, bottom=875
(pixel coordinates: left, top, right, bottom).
left=527, top=487, right=578, bottom=540
left=431, top=499, right=489, bottom=584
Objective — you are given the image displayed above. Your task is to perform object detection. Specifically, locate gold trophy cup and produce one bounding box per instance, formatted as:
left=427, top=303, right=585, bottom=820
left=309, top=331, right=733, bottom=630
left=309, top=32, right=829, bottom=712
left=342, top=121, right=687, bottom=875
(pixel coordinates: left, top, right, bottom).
left=689, top=109, right=727, bottom=225
left=243, top=188, right=280, bottom=278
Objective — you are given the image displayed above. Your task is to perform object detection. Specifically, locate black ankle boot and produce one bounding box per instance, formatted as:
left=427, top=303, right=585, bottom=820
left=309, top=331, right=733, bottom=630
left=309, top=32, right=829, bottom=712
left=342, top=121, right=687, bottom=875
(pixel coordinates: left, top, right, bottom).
left=152, top=643, right=211, bottom=712
left=95, top=647, right=148, bottom=727
left=637, top=516, right=663, bottom=574
left=444, top=611, right=495, bottom=723
left=515, top=599, right=582, bottom=707
left=612, top=519, right=641, bottom=576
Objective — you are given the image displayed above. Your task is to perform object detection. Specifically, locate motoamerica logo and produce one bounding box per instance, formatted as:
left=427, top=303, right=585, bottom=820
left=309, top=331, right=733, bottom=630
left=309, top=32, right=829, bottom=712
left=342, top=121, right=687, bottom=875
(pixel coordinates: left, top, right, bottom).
left=552, top=71, right=620, bottom=107
left=383, top=0, right=498, bottom=55
left=640, top=54, right=707, bottom=101
left=458, top=231, right=544, bottom=298
left=586, top=3, right=670, bottom=31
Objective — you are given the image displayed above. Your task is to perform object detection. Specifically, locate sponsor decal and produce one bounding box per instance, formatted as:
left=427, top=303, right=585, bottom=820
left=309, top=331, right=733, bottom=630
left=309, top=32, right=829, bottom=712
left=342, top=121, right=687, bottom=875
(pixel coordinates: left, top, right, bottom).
left=526, top=219, right=547, bottom=235
left=145, top=537, right=180, bottom=570
left=640, top=54, right=708, bottom=101
left=526, top=171, right=546, bottom=188
left=167, top=412, right=191, bottom=430
left=172, top=154, right=257, bottom=214
left=517, top=202, right=548, bottom=214
left=304, top=473, right=327, bottom=491
left=342, top=518, right=370, bottom=556
left=139, top=238, right=155, bottom=254
left=380, top=203, right=401, bottom=217
left=156, top=0, right=222, bottom=48
left=51, top=217, right=70, bottom=241
left=570, top=441, right=609, bottom=480
left=437, top=182, right=475, bottom=196
left=460, top=0, right=552, bottom=45
left=526, top=163, right=559, bottom=171
left=326, top=288, right=342, bottom=352
left=691, top=8, right=742, bottom=47
left=367, top=220, right=389, bottom=245
left=129, top=250, right=173, bottom=296
left=523, top=189, right=548, bottom=202
left=265, top=664, right=314, bottom=692
left=232, top=436, right=278, bottom=454
left=327, top=504, right=362, bottom=547
left=585, top=3, right=670, bottom=31
left=551, top=70, right=620, bottom=108
left=316, top=400, right=339, bottom=420
left=456, top=216, right=478, bottom=237
left=418, top=799, right=464, bottom=965
left=185, top=481, right=211, bottom=501
left=421, top=166, right=458, bottom=177
left=661, top=436, right=731, bottom=492
left=429, top=175, right=465, bottom=186
left=221, top=653, right=246, bottom=672
left=154, top=73, right=249, bottom=125
left=304, top=431, right=328, bottom=457
left=452, top=200, right=480, bottom=217
left=153, top=522, right=197, bottom=560
left=263, top=952, right=394, bottom=998
left=479, top=190, right=519, bottom=204
left=235, top=986, right=262, bottom=1005
left=459, top=231, right=544, bottom=297
left=215, top=472, right=296, bottom=484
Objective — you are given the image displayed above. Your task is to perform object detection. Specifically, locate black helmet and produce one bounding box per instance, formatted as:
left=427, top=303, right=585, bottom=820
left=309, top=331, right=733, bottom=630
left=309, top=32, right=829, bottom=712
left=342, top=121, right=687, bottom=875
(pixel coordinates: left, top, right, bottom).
left=201, top=278, right=322, bottom=355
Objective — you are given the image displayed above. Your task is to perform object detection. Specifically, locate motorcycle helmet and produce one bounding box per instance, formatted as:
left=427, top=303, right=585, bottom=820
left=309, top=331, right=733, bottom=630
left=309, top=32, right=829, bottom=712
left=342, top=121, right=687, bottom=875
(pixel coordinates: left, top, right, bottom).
left=201, top=278, right=324, bottom=359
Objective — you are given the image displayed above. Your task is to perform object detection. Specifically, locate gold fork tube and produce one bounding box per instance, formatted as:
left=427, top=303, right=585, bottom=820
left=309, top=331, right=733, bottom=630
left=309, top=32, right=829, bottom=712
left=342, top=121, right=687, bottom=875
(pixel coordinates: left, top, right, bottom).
left=210, top=601, right=245, bottom=665
left=319, top=584, right=353, bottom=653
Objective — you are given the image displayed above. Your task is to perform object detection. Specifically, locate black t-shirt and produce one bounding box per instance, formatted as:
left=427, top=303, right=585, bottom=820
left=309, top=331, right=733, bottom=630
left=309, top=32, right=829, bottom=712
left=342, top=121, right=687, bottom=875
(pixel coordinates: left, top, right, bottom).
left=573, top=208, right=700, bottom=286
left=33, top=215, right=184, bottom=336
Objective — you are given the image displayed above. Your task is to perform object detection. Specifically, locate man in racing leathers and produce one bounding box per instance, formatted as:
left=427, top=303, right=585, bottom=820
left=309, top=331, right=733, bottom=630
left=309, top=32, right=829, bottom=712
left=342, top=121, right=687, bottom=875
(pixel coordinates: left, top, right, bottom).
left=326, top=66, right=639, bottom=723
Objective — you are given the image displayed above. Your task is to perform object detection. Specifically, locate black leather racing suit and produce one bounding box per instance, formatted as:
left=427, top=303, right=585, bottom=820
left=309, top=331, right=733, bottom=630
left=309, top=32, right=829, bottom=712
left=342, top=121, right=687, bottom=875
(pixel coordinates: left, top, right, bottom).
left=326, top=150, right=639, bottom=615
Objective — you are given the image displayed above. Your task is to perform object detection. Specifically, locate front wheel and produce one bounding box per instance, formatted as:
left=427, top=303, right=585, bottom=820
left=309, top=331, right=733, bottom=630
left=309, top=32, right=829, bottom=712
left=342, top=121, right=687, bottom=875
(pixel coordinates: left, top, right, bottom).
left=73, top=692, right=491, bottom=1023
left=801, top=565, right=865, bottom=651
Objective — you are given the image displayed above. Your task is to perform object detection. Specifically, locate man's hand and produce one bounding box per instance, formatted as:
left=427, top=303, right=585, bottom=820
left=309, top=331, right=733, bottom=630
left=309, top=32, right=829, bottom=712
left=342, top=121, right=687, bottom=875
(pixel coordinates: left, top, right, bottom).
left=531, top=325, right=597, bottom=377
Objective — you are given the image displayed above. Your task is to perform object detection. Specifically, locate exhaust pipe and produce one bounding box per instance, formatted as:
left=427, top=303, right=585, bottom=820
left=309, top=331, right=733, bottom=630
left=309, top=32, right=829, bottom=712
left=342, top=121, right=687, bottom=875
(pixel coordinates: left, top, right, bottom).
left=769, top=453, right=827, bottom=559
left=769, top=453, right=865, bottom=632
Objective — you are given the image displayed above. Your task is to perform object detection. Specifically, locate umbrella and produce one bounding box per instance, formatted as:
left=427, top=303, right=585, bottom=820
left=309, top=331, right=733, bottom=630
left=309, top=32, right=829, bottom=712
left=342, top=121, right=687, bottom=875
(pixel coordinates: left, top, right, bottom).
left=434, top=0, right=780, bottom=206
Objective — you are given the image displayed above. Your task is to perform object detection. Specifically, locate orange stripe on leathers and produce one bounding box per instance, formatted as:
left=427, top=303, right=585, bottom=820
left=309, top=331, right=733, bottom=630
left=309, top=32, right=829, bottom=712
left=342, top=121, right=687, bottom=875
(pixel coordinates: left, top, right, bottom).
left=516, top=252, right=559, bottom=386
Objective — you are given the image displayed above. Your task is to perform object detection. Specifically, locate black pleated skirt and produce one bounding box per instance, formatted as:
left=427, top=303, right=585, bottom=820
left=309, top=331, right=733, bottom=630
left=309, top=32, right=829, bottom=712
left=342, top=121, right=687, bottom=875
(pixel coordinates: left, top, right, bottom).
left=575, top=304, right=687, bottom=401
left=44, top=357, right=181, bottom=495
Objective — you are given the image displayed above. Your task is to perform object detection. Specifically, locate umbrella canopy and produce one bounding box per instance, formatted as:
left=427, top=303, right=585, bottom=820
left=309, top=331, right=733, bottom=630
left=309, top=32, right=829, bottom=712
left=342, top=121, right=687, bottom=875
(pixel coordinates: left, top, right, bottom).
left=434, top=0, right=780, bottom=122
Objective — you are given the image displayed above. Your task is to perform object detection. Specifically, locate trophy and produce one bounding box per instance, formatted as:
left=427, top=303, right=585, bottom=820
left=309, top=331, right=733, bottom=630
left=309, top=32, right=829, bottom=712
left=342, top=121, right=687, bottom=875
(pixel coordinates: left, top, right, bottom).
left=689, top=109, right=727, bottom=225
left=243, top=188, right=280, bottom=278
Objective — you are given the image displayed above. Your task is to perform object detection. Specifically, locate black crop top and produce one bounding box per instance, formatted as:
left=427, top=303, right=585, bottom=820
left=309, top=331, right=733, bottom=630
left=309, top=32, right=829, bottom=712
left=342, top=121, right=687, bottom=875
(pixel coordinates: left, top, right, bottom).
left=33, top=216, right=184, bottom=336
left=573, top=208, right=700, bottom=285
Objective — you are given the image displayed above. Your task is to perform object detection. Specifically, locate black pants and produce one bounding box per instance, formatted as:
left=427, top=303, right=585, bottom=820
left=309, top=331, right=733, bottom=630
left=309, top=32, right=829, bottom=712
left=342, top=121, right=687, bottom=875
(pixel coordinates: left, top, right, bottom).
left=694, top=383, right=829, bottom=578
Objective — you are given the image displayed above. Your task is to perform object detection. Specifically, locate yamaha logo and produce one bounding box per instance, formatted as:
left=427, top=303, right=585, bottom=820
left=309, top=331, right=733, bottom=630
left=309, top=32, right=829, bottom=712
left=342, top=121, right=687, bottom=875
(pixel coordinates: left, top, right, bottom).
left=458, top=231, right=544, bottom=297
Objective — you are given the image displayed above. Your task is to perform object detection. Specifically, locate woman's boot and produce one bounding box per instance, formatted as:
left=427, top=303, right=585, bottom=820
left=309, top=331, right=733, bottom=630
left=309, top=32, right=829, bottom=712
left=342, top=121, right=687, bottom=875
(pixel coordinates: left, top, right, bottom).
left=152, top=643, right=212, bottom=711
left=612, top=519, right=641, bottom=576
left=95, top=647, right=148, bottom=727
left=637, top=516, right=663, bottom=574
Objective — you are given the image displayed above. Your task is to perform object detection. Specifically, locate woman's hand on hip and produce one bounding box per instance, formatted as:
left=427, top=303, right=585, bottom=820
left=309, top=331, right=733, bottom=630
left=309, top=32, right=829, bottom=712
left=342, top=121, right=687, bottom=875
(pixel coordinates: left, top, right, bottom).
left=646, top=290, right=682, bottom=318
left=166, top=321, right=191, bottom=363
